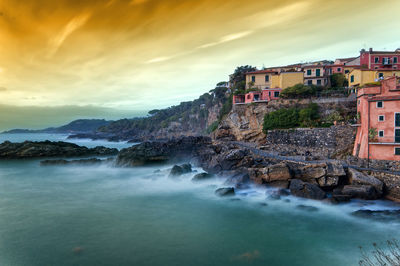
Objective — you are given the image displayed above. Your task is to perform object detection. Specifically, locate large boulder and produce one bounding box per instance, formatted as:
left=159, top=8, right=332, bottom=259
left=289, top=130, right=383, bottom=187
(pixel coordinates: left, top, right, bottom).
left=317, top=176, right=339, bottom=188
left=248, top=163, right=292, bottom=185
left=289, top=179, right=326, bottom=200
left=326, top=162, right=346, bottom=177
left=347, top=168, right=383, bottom=195
left=342, top=185, right=379, bottom=200
left=294, top=164, right=326, bottom=181
left=215, top=187, right=235, bottom=197
left=267, top=163, right=292, bottom=182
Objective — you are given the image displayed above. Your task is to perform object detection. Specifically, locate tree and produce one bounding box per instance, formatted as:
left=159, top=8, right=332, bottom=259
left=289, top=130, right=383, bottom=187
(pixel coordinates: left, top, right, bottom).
left=230, top=65, right=256, bottom=89
left=330, top=73, right=348, bottom=88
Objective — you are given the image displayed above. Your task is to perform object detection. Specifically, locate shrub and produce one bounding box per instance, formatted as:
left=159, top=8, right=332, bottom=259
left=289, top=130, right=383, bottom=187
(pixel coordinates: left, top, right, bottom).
left=263, top=108, right=300, bottom=132
left=206, top=121, right=219, bottom=133
left=330, top=73, right=348, bottom=88
left=280, top=84, right=320, bottom=98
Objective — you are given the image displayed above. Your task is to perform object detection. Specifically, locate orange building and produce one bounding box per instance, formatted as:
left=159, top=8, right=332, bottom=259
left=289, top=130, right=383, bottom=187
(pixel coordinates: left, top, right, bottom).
left=353, top=76, right=400, bottom=160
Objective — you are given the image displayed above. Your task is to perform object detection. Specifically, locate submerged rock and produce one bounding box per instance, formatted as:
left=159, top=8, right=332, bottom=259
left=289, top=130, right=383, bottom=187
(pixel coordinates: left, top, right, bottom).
left=169, top=163, right=192, bottom=176
left=192, top=172, right=215, bottom=181
left=289, top=179, right=326, bottom=200
left=296, top=205, right=319, bottom=212
left=40, top=158, right=106, bottom=166
left=215, top=187, right=235, bottom=197
left=352, top=209, right=400, bottom=221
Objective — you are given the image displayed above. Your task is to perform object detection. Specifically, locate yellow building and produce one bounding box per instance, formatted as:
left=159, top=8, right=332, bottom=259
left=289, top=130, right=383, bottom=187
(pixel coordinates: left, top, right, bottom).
left=348, top=69, right=400, bottom=87
left=245, top=70, right=303, bottom=90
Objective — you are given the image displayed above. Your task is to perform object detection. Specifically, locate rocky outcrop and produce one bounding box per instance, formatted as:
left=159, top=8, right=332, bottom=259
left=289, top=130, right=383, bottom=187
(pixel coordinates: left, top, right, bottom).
left=0, top=141, right=118, bottom=159
left=115, top=136, right=212, bottom=166
left=341, top=185, right=379, bottom=200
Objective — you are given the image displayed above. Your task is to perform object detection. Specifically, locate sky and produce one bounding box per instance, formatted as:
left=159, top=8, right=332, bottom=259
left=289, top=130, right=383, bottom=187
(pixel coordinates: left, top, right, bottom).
left=1, top=0, right=400, bottom=130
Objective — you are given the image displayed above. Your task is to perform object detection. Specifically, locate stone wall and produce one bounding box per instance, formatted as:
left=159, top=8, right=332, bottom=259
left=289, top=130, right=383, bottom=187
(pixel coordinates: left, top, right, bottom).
left=263, top=126, right=356, bottom=159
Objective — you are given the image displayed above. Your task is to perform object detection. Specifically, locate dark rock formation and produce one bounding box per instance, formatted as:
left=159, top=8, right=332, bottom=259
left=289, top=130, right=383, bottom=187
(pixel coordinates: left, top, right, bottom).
left=341, top=185, right=379, bottom=200
left=40, top=158, right=105, bottom=166
left=289, top=179, right=326, bottom=200
left=169, top=163, right=192, bottom=176
left=215, top=187, right=235, bottom=197
left=352, top=209, right=400, bottom=221
left=296, top=205, right=319, bottom=212
left=115, top=136, right=212, bottom=166
left=0, top=141, right=118, bottom=159
left=347, top=168, right=383, bottom=196
left=192, top=172, right=215, bottom=181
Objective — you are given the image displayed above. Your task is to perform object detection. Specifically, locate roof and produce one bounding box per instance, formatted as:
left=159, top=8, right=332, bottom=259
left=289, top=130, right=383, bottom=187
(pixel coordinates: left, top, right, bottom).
left=246, top=70, right=279, bottom=75
left=369, top=95, right=400, bottom=102
left=363, top=50, right=400, bottom=55
left=335, top=57, right=358, bottom=62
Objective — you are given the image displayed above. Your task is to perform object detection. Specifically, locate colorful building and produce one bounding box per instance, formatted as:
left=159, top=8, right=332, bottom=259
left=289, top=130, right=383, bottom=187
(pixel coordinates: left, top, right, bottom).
left=245, top=70, right=303, bottom=90
left=353, top=76, right=400, bottom=160
left=348, top=69, right=400, bottom=87
left=303, top=64, right=329, bottom=86
left=233, top=88, right=282, bottom=104
left=360, top=48, right=400, bottom=70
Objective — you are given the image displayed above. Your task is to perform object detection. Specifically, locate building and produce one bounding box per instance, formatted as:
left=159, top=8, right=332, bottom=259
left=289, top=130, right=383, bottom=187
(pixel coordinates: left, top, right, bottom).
left=303, top=64, right=330, bottom=86
left=245, top=70, right=303, bottom=90
left=348, top=68, right=400, bottom=87
left=329, top=56, right=360, bottom=75
left=353, top=76, right=400, bottom=160
left=233, top=88, right=282, bottom=104
left=360, top=48, right=400, bottom=70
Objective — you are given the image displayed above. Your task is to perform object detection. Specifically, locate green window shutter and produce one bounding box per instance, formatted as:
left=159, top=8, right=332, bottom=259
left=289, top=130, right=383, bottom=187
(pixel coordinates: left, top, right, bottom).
left=316, top=69, right=320, bottom=77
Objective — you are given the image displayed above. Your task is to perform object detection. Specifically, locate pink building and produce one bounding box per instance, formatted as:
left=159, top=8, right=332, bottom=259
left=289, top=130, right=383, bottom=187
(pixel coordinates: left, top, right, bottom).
left=233, top=88, right=282, bottom=104
left=360, top=48, right=400, bottom=70
left=353, top=76, right=400, bottom=160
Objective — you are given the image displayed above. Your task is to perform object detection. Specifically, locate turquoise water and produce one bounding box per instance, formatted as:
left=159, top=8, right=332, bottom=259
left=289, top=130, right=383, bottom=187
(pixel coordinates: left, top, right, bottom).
left=0, top=134, right=399, bottom=265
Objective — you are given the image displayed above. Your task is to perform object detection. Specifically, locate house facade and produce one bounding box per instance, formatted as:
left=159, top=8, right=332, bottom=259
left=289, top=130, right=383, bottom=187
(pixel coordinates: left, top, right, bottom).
left=303, top=64, right=329, bottom=86
left=353, top=76, right=400, bottom=160
left=348, top=69, right=400, bottom=87
left=360, top=48, right=400, bottom=70
left=245, top=70, right=303, bottom=90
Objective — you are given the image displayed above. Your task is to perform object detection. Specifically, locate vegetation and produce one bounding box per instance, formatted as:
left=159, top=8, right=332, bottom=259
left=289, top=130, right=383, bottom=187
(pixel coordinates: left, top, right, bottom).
left=369, top=128, right=378, bottom=141
left=230, top=65, right=256, bottom=88
left=330, top=73, right=348, bottom=88
left=280, top=84, right=322, bottom=98
left=359, top=240, right=400, bottom=266
left=262, top=103, right=320, bottom=132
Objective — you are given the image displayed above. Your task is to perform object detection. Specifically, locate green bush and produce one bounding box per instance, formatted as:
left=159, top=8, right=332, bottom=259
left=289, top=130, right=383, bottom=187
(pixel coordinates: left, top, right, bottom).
left=330, top=73, right=348, bottom=88
left=263, top=103, right=321, bottom=132
left=280, top=84, right=321, bottom=98
left=206, top=121, right=219, bottom=133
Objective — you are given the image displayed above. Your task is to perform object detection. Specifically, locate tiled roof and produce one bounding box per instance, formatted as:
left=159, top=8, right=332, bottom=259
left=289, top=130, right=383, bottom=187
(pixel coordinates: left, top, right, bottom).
left=246, top=70, right=279, bottom=75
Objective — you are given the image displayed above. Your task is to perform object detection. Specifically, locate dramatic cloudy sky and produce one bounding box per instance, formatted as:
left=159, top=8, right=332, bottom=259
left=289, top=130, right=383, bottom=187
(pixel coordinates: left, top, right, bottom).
left=0, top=0, right=400, bottom=130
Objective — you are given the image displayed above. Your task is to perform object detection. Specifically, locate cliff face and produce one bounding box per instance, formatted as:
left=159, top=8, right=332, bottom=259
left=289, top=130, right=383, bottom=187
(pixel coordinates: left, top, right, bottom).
left=213, top=97, right=357, bottom=155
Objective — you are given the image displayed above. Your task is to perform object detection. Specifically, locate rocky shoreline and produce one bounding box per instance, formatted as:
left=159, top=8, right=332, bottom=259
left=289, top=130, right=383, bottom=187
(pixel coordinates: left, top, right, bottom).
left=1, top=137, right=400, bottom=204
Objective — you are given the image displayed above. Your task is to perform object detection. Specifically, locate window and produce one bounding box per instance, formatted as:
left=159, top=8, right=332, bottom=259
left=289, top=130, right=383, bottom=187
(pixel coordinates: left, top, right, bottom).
left=379, top=130, right=384, bottom=137
left=394, top=57, right=398, bottom=64
left=251, top=76, right=255, bottom=83
left=317, top=79, right=322, bottom=85
left=378, top=115, right=385, bottom=122
left=345, top=70, right=349, bottom=74
left=395, top=147, right=400, bottom=155
left=316, top=69, right=321, bottom=77
left=396, top=129, right=400, bottom=143
left=265, top=75, right=269, bottom=82
left=350, top=75, right=354, bottom=83
left=337, top=67, right=341, bottom=72
left=375, top=57, right=379, bottom=63
left=274, top=91, right=280, bottom=97
left=379, top=73, right=384, bottom=78
left=268, top=92, right=271, bottom=96
left=383, top=57, right=389, bottom=65
left=376, top=101, right=383, bottom=108
left=395, top=113, right=400, bottom=127
left=307, top=69, right=312, bottom=76
left=375, top=66, right=379, bottom=70
left=307, top=80, right=313, bottom=85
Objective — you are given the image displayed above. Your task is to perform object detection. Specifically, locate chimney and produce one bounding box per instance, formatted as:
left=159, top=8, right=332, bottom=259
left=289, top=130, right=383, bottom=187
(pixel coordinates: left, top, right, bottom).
left=360, top=48, right=366, bottom=53
left=369, top=48, right=373, bottom=52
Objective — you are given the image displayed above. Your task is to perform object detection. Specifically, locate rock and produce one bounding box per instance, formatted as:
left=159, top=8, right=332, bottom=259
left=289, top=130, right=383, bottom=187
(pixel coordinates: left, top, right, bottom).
left=347, top=168, right=383, bottom=195
left=267, top=163, right=292, bottom=181
left=267, top=181, right=289, bottom=189
left=0, top=140, right=118, bottom=159
left=317, top=176, right=339, bottom=188
left=289, top=179, right=326, bottom=200
left=352, top=209, right=400, bottom=221
left=342, top=185, right=379, bottom=200
left=326, top=162, right=346, bottom=177
left=116, top=136, right=212, bottom=166
left=40, top=158, right=104, bottom=166
left=192, top=172, right=215, bottom=181
left=259, top=202, right=268, bottom=207
left=215, top=187, right=235, bottom=197
left=169, top=163, right=192, bottom=176
left=296, top=205, right=319, bottom=212
left=295, top=164, right=326, bottom=181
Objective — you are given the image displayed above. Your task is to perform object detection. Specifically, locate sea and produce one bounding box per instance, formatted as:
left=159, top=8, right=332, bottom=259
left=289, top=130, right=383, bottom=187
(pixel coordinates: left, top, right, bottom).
left=0, top=133, right=399, bottom=266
